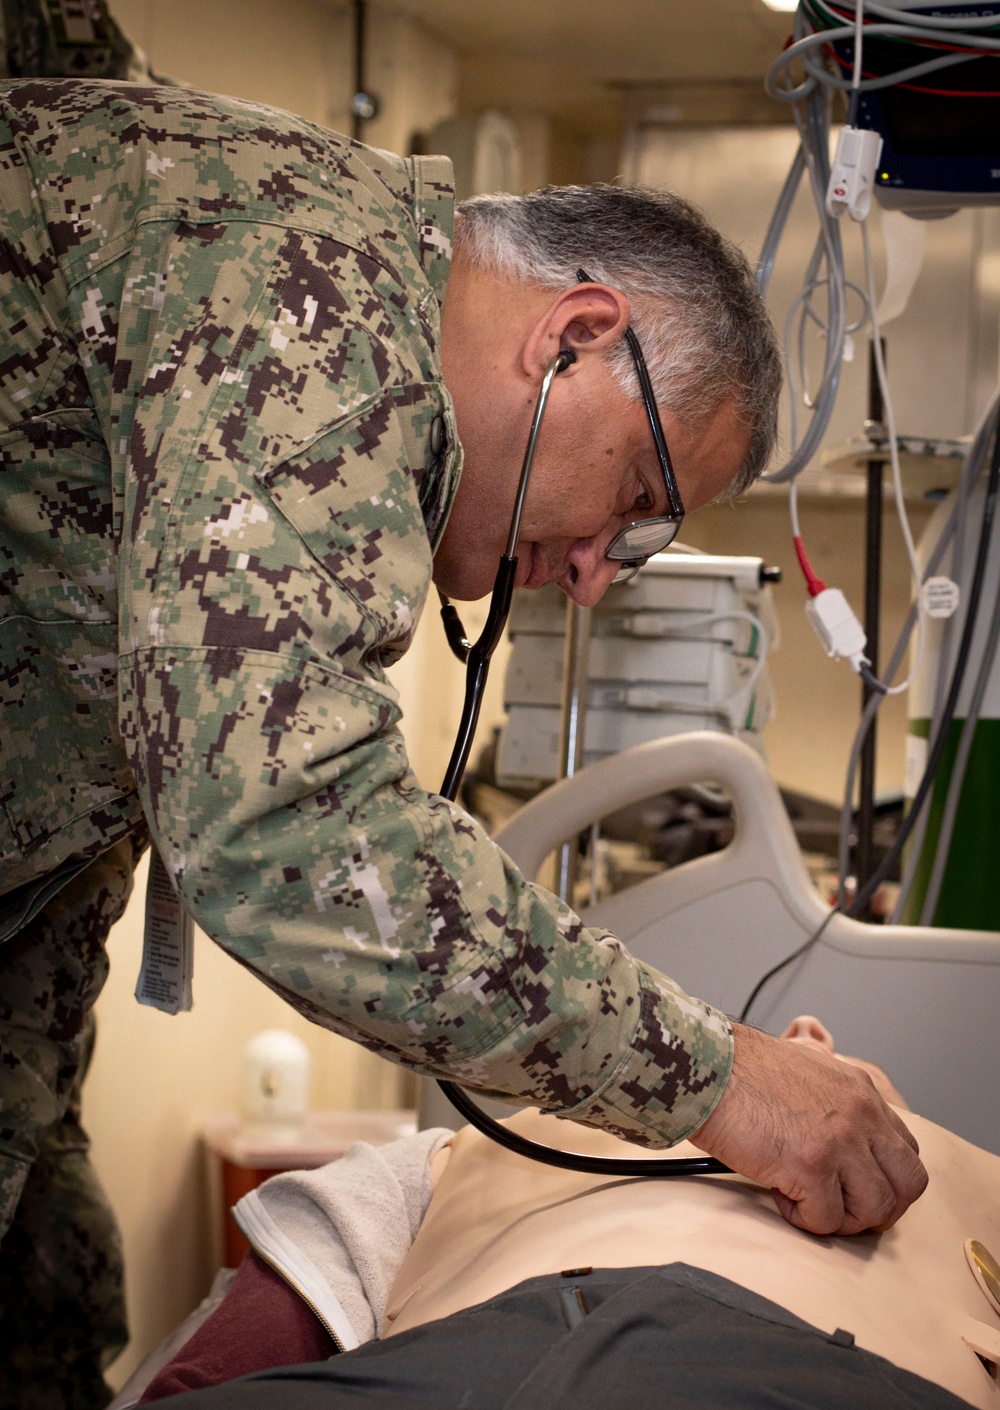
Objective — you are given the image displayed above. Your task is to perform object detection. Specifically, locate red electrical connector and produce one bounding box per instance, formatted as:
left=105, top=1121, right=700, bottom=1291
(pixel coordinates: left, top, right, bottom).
left=793, top=532, right=870, bottom=675
left=793, top=535, right=827, bottom=599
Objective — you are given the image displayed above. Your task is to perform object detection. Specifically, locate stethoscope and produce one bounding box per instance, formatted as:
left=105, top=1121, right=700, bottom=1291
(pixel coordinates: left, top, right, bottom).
left=434, top=352, right=728, bottom=1178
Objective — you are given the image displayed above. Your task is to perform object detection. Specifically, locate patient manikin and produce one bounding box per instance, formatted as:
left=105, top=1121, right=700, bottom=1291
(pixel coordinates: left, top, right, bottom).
left=383, top=1018, right=999, bottom=1407
left=136, top=1020, right=1000, bottom=1410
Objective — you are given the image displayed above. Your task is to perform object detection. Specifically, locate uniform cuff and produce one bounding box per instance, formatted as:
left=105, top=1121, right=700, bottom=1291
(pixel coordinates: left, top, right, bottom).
left=555, top=963, right=734, bottom=1148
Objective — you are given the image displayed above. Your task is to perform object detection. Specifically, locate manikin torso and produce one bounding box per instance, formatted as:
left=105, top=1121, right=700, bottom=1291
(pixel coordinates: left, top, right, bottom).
left=383, top=1108, right=1000, bottom=1409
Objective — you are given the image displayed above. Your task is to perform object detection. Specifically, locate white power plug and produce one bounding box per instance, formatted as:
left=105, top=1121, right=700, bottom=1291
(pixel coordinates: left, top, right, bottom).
left=805, top=588, right=868, bottom=673
left=826, top=126, right=884, bottom=221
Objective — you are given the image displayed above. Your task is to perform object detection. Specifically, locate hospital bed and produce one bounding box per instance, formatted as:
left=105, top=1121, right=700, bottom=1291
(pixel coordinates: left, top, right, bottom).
left=470, top=732, right=1000, bottom=1156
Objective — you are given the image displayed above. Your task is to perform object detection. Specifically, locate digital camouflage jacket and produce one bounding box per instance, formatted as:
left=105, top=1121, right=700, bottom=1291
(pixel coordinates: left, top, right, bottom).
left=0, top=80, right=732, bottom=1150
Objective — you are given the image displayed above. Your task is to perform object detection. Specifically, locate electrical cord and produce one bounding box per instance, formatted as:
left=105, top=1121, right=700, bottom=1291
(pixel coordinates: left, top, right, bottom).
left=848, top=0, right=864, bottom=125
left=891, top=439, right=989, bottom=919
left=748, top=417, right=987, bottom=999
left=920, top=567, right=1000, bottom=923
left=756, top=143, right=806, bottom=298
left=756, top=79, right=847, bottom=485
left=768, top=23, right=1000, bottom=104
left=859, top=222, right=925, bottom=697
left=893, top=394, right=1000, bottom=919
left=837, top=689, right=883, bottom=909
left=759, top=0, right=1000, bottom=489
left=739, top=908, right=839, bottom=1024
left=781, top=259, right=867, bottom=453
left=749, top=413, right=991, bottom=991
left=800, top=44, right=989, bottom=95
left=747, top=2, right=1000, bottom=970
left=760, top=1, right=999, bottom=902
left=812, top=0, right=1000, bottom=31
left=849, top=413, right=1000, bottom=919
left=831, top=396, right=998, bottom=914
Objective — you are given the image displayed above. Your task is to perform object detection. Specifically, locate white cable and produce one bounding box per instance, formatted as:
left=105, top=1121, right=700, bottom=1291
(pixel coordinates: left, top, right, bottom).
left=852, top=0, right=864, bottom=93
left=670, top=611, right=771, bottom=703
left=800, top=45, right=977, bottom=93
left=891, top=392, right=999, bottom=921
left=784, top=274, right=871, bottom=443
left=626, top=610, right=771, bottom=712
left=860, top=220, right=925, bottom=696
left=764, top=88, right=848, bottom=484
left=813, top=0, right=1000, bottom=32
left=766, top=22, right=1000, bottom=105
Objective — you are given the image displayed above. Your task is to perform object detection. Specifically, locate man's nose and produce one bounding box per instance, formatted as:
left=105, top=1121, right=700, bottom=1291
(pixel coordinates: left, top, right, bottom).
left=563, top=538, right=622, bottom=607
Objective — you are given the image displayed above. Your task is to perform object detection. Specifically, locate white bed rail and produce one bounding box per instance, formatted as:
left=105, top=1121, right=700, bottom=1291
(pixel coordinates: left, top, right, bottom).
left=494, top=733, right=1000, bottom=1153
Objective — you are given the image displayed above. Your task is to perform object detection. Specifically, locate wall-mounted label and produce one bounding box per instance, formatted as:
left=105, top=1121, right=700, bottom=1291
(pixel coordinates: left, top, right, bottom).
left=921, top=576, right=960, bottom=620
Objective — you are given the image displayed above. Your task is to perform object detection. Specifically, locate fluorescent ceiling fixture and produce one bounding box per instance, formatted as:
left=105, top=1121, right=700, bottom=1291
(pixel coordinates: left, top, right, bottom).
left=761, top=0, right=799, bottom=10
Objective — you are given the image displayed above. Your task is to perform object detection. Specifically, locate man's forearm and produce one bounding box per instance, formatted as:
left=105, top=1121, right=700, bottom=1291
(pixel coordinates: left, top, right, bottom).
left=122, top=645, right=732, bottom=1147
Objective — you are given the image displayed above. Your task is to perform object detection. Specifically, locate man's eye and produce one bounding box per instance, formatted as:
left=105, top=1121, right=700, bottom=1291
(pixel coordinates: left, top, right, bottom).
left=633, top=483, right=654, bottom=514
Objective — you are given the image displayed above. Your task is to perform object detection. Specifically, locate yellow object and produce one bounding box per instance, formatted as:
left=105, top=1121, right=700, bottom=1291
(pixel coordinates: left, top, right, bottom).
left=965, top=1239, right=1000, bottom=1318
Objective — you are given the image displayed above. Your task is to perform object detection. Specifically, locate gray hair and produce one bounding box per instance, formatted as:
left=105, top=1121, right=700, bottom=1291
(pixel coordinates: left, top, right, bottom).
left=456, top=184, right=781, bottom=494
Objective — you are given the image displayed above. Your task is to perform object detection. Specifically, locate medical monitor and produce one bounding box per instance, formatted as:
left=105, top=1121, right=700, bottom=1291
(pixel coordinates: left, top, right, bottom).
left=829, top=0, right=1000, bottom=214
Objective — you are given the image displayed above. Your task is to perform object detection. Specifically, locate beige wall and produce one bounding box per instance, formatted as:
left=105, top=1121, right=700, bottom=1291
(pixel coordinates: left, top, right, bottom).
left=112, top=0, right=457, bottom=153
left=113, top=0, right=351, bottom=126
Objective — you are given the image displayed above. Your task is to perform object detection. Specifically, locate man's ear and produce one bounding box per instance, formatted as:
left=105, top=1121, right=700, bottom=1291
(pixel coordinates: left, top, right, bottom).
left=520, top=281, right=631, bottom=380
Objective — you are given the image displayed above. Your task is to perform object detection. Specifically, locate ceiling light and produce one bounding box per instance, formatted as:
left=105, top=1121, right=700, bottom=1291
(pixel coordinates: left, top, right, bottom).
left=761, top=0, right=800, bottom=10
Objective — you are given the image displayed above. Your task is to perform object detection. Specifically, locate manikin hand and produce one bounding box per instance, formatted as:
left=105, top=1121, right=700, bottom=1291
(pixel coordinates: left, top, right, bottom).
left=689, top=1021, right=928, bottom=1237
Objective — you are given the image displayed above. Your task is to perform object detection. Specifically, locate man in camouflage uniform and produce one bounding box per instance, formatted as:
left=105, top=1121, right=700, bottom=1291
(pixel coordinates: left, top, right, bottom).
left=0, top=8, right=162, bottom=1403
left=0, top=78, right=927, bottom=1406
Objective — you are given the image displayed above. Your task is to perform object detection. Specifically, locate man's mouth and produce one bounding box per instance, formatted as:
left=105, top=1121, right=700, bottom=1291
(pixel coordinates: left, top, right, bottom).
left=522, top=542, right=548, bottom=590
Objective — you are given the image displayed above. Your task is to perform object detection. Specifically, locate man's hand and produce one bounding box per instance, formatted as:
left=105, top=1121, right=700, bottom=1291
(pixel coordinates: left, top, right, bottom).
left=689, top=1022, right=928, bottom=1236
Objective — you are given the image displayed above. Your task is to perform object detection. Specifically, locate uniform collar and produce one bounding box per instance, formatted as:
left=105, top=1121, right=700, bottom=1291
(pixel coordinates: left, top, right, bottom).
left=410, top=154, right=455, bottom=307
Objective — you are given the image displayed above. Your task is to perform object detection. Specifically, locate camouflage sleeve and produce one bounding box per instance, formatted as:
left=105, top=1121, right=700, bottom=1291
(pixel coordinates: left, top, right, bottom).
left=116, top=224, right=732, bottom=1150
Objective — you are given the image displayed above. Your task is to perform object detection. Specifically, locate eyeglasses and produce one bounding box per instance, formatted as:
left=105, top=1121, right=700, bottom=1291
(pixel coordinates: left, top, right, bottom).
left=576, top=270, right=684, bottom=578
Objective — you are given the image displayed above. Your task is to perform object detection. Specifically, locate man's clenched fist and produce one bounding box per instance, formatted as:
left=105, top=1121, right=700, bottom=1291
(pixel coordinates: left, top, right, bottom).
left=691, top=1022, right=928, bottom=1236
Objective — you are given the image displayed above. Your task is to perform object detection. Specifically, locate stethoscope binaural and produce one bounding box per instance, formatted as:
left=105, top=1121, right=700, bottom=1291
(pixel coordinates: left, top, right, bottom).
left=434, top=351, right=729, bottom=1178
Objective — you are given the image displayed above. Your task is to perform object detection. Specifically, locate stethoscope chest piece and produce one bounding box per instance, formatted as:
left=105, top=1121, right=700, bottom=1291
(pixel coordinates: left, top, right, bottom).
left=965, top=1238, right=1000, bottom=1318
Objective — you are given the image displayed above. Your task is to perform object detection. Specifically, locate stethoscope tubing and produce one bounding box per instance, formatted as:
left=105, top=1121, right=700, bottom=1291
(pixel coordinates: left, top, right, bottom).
left=435, top=352, right=729, bottom=1179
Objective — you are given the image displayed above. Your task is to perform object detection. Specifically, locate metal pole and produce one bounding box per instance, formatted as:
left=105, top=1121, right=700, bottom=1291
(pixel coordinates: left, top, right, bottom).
left=351, top=0, right=367, bottom=141
left=556, top=600, right=591, bottom=902
left=856, top=337, right=885, bottom=917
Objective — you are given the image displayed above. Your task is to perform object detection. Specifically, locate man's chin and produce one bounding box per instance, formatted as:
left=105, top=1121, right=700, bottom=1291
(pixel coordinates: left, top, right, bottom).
left=432, top=543, right=554, bottom=601
left=431, top=558, right=498, bottom=603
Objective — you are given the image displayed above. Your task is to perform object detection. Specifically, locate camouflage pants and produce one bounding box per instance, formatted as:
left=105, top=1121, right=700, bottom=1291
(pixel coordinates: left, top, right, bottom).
left=0, top=831, right=147, bottom=1409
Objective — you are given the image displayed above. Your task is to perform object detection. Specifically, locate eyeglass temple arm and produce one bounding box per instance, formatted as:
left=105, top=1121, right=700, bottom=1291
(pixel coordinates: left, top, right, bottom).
left=575, top=268, right=683, bottom=521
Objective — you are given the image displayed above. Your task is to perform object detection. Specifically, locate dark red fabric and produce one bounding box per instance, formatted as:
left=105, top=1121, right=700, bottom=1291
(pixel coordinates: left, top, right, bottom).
left=140, top=1251, right=336, bottom=1402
